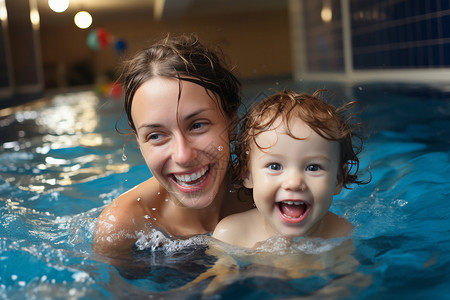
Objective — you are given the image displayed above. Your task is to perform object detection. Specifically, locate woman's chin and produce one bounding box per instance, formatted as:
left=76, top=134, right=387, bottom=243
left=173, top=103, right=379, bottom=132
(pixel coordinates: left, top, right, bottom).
left=176, top=195, right=215, bottom=209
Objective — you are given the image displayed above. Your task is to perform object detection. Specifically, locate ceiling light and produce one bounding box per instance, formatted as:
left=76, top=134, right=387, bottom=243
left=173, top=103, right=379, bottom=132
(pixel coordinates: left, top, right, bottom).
left=48, top=0, right=69, bottom=13
left=74, top=11, right=92, bottom=29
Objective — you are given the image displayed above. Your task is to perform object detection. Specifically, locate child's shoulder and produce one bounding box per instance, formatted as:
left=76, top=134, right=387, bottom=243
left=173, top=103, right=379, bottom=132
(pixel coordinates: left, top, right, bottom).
left=320, top=211, right=354, bottom=239
left=213, top=208, right=259, bottom=245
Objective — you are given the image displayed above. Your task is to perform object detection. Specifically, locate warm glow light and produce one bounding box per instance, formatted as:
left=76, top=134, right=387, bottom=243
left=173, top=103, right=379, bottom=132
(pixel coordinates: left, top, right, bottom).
left=74, top=11, right=92, bottom=29
left=321, top=6, right=332, bottom=23
left=48, top=0, right=69, bottom=13
left=30, top=9, right=40, bottom=30
left=29, top=0, right=40, bottom=30
left=0, top=0, right=7, bottom=22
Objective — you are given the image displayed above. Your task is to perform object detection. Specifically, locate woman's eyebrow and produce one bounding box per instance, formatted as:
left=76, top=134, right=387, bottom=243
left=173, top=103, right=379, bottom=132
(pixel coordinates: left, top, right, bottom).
left=137, top=123, right=163, bottom=131
left=182, top=108, right=214, bottom=121
left=136, top=108, right=214, bottom=131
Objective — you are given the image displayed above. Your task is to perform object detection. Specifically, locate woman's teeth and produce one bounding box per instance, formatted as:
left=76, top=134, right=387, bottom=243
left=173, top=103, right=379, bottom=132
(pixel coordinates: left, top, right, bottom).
left=173, top=166, right=209, bottom=186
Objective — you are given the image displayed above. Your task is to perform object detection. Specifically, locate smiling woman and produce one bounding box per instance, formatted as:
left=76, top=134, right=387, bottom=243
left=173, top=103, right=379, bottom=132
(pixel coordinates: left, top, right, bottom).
left=92, top=34, right=254, bottom=258
left=131, top=77, right=231, bottom=208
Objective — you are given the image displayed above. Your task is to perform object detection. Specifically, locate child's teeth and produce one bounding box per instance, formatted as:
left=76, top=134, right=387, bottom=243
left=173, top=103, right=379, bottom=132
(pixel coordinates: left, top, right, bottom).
left=282, top=201, right=304, bottom=206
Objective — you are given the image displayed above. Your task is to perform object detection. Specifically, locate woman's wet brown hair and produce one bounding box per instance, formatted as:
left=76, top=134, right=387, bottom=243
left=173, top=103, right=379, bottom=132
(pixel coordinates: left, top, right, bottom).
left=118, top=34, right=241, bottom=134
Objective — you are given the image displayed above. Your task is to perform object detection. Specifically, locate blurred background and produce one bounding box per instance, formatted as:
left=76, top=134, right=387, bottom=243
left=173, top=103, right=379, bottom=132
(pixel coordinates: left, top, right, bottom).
left=0, top=0, right=449, bottom=108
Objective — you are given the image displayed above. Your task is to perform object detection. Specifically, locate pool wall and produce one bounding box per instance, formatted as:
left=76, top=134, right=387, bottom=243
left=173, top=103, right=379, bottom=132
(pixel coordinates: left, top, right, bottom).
left=288, top=0, right=450, bottom=83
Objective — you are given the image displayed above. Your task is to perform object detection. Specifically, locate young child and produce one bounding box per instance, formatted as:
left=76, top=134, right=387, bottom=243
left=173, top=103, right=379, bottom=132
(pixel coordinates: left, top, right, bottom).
left=182, top=90, right=369, bottom=295
left=213, top=89, right=366, bottom=248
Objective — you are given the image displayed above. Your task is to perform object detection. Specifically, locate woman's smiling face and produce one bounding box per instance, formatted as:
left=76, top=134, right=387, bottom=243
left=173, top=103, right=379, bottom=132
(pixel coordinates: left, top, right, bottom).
left=131, top=77, right=231, bottom=208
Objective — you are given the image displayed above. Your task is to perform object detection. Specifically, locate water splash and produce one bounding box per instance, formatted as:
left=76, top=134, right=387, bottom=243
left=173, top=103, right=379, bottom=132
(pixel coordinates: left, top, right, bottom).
left=121, top=144, right=127, bottom=161
left=135, top=229, right=208, bottom=252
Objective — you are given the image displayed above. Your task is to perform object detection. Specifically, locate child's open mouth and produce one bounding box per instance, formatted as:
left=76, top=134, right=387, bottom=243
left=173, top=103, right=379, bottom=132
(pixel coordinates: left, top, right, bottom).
left=171, top=165, right=210, bottom=188
left=278, top=200, right=310, bottom=223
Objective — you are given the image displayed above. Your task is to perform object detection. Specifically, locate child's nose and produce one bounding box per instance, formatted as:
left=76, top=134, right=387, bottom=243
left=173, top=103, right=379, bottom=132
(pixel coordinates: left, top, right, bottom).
left=281, top=170, right=306, bottom=191
left=172, top=134, right=197, bottom=165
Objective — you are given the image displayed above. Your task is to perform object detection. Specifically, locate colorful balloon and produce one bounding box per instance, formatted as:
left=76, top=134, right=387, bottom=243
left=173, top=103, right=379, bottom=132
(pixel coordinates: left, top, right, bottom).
left=114, top=39, right=127, bottom=54
left=86, top=28, right=111, bottom=51
left=96, top=28, right=110, bottom=49
left=86, top=30, right=100, bottom=51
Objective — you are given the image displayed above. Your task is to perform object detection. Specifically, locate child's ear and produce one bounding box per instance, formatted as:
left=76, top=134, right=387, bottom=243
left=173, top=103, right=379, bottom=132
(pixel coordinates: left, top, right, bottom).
left=242, top=170, right=253, bottom=189
left=333, top=165, right=346, bottom=195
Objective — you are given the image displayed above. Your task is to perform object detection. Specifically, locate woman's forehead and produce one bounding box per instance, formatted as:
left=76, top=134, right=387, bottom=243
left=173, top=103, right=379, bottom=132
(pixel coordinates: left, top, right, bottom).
left=132, top=77, right=225, bottom=124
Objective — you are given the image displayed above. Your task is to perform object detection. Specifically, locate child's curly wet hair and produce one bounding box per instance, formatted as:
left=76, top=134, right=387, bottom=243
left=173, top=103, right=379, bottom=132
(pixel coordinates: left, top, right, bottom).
left=233, top=89, right=367, bottom=189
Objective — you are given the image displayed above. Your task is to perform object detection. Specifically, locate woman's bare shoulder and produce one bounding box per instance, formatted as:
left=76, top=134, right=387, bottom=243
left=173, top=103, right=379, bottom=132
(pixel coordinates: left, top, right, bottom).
left=93, top=177, right=161, bottom=256
left=106, top=177, right=162, bottom=212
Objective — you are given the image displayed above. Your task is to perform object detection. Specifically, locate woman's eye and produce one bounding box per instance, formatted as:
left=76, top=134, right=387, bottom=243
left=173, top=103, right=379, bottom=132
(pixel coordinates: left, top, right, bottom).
left=148, top=133, right=163, bottom=142
left=306, top=164, right=321, bottom=172
left=191, top=122, right=206, bottom=131
left=267, top=163, right=282, bottom=171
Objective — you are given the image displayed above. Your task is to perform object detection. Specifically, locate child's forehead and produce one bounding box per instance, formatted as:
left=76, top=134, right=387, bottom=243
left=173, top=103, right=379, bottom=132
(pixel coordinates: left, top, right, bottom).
left=259, top=116, right=310, bottom=135
left=252, top=117, right=312, bottom=146
left=250, top=117, right=340, bottom=160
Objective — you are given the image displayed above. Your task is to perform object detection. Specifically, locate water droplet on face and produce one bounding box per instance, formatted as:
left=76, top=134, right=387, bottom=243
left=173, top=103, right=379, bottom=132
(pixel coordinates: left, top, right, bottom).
left=218, top=145, right=223, bottom=151
left=152, top=208, right=156, bottom=211
left=153, top=218, right=157, bottom=221
left=164, top=199, right=169, bottom=202
left=157, top=192, right=160, bottom=195
left=144, top=215, right=150, bottom=219
left=137, top=197, right=141, bottom=202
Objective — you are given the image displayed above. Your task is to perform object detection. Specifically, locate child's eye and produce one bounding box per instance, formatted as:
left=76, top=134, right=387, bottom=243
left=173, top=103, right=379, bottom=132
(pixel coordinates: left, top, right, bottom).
left=306, top=164, right=321, bottom=172
left=267, top=163, right=282, bottom=171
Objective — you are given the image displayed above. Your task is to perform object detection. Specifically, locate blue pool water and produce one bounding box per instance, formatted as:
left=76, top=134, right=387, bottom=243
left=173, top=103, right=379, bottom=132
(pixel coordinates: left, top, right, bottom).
left=0, top=82, right=449, bottom=299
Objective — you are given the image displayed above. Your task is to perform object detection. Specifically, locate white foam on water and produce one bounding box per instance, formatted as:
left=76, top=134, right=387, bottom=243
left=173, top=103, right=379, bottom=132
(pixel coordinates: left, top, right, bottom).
left=135, top=229, right=209, bottom=253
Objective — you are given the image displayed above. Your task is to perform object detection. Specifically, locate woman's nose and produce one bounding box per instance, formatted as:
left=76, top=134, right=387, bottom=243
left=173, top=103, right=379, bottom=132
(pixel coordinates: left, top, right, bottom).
left=281, top=170, right=306, bottom=191
left=172, top=134, right=197, bottom=165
